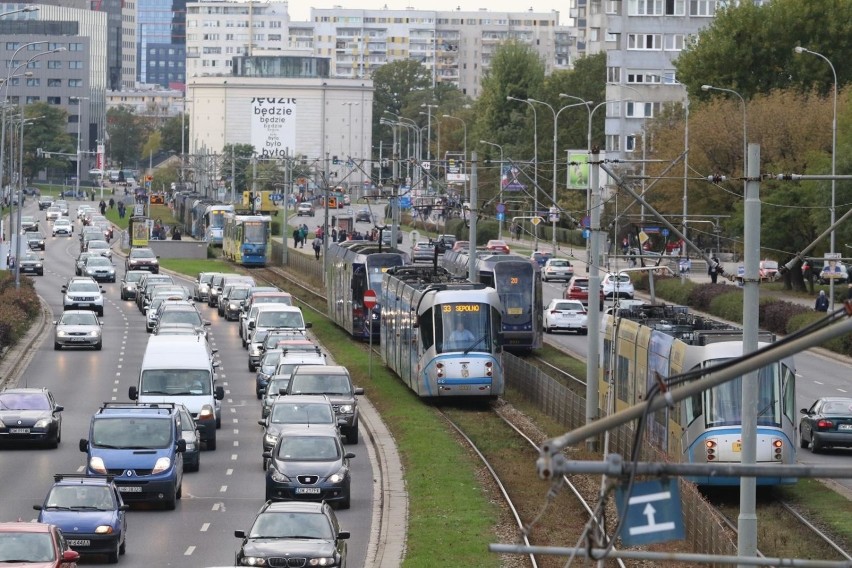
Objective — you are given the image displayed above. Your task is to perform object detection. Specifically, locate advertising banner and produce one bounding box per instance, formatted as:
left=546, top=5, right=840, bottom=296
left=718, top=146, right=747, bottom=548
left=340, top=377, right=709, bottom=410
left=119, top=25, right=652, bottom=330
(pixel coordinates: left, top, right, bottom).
left=250, top=97, right=297, bottom=159
left=96, top=144, right=105, bottom=170
left=567, top=151, right=589, bottom=189
left=501, top=166, right=525, bottom=192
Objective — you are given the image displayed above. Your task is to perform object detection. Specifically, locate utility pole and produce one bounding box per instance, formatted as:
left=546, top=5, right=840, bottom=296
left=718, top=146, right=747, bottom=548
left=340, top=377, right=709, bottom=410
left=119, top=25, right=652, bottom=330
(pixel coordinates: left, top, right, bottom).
left=251, top=155, right=257, bottom=213
left=390, top=125, right=399, bottom=251
left=323, top=153, right=330, bottom=283
left=468, top=152, right=477, bottom=283
left=584, top=147, right=602, bottom=451
left=282, top=150, right=289, bottom=265
left=230, top=146, right=235, bottom=203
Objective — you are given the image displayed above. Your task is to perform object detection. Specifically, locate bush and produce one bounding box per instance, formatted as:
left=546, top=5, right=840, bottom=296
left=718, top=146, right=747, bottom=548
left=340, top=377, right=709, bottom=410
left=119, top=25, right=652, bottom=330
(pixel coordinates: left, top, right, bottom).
left=689, top=283, right=739, bottom=312
left=0, top=274, right=40, bottom=348
left=787, top=311, right=852, bottom=355
left=651, top=277, right=695, bottom=306
left=759, top=300, right=810, bottom=336
left=709, top=292, right=745, bottom=323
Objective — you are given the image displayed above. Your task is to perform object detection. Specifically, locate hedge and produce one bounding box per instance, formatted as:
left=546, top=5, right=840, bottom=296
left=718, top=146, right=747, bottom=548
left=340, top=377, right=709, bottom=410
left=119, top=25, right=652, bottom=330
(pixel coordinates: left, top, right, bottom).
left=0, top=273, right=40, bottom=349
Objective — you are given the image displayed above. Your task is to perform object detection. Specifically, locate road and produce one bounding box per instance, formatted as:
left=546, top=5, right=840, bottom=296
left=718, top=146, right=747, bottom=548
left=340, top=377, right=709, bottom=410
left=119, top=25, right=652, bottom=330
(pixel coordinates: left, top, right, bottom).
left=0, top=198, right=374, bottom=566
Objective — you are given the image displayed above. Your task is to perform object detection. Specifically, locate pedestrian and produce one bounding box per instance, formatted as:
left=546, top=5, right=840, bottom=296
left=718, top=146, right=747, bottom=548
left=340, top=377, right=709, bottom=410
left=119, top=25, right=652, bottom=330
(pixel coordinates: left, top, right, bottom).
left=292, top=228, right=301, bottom=248
left=628, top=248, right=637, bottom=268
left=299, top=226, right=307, bottom=248
left=815, top=290, right=829, bottom=312
left=802, top=260, right=814, bottom=293
left=514, top=223, right=522, bottom=241
left=331, top=227, right=337, bottom=241
left=708, top=257, right=719, bottom=284
left=338, top=229, right=347, bottom=243
left=621, top=237, right=629, bottom=255
left=108, top=197, right=115, bottom=210
left=172, top=228, right=182, bottom=240
left=312, top=236, right=322, bottom=259
left=99, top=199, right=106, bottom=215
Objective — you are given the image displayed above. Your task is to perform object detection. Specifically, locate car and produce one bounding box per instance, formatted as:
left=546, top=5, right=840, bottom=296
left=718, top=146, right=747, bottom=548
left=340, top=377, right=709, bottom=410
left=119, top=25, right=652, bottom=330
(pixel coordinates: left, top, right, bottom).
left=18, top=252, right=43, bottom=276
left=34, top=473, right=127, bottom=563
left=52, top=218, right=73, bottom=236
left=799, top=397, right=852, bottom=452
left=54, top=310, right=102, bottom=350
left=62, top=276, right=105, bottom=316
left=259, top=395, right=338, bottom=468
left=81, top=231, right=105, bottom=252
left=135, top=274, right=177, bottom=311
left=0, top=521, right=80, bottom=566
left=355, top=207, right=372, bottom=222
left=76, top=204, right=93, bottom=220
left=75, top=252, right=96, bottom=276
left=437, top=234, right=457, bottom=248
left=0, top=387, right=63, bottom=447
left=85, top=239, right=112, bottom=259
left=154, top=304, right=210, bottom=338
left=234, top=501, right=349, bottom=567
left=258, top=371, right=291, bottom=414
left=125, top=247, right=159, bottom=273
left=563, top=275, right=604, bottom=308
left=218, top=283, right=252, bottom=318
left=176, top=403, right=201, bottom=472
left=287, top=365, right=363, bottom=444
left=486, top=239, right=510, bottom=254
left=297, top=202, right=315, bottom=216
left=25, top=232, right=46, bottom=251
left=20, top=215, right=39, bottom=232
left=193, top=271, right=218, bottom=302
left=530, top=251, right=553, bottom=268
left=120, top=269, right=149, bottom=300
left=263, top=427, right=355, bottom=507
left=411, top=241, right=436, bottom=262
left=37, top=194, right=55, bottom=210
left=54, top=199, right=69, bottom=216
left=45, top=206, right=62, bottom=222
left=79, top=225, right=102, bottom=244
left=342, top=193, right=351, bottom=206
left=542, top=258, right=574, bottom=282
left=83, top=256, right=116, bottom=283
left=759, top=259, right=779, bottom=282
left=257, top=347, right=326, bottom=399
left=543, top=299, right=588, bottom=334
left=452, top=240, right=470, bottom=252
left=601, top=272, right=635, bottom=299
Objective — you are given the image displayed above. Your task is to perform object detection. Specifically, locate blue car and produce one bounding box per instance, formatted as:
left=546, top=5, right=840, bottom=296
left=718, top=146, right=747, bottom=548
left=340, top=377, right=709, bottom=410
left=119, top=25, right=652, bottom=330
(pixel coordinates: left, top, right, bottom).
left=34, top=474, right=127, bottom=563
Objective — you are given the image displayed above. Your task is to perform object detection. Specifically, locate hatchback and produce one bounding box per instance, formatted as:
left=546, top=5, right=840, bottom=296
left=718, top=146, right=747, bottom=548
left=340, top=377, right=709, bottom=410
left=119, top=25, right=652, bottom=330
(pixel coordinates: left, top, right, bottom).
left=297, top=202, right=315, bottom=216
left=543, top=299, right=587, bottom=335
left=563, top=275, right=604, bottom=308
left=54, top=310, right=102, bottom=350
left=542, top=258, right=574, bottom=282
left=601, top=272, right=635, bottom=299
left=486, top=239, right=510, bottom=254
left=411, top=241, right=436, bottom=262
left=0, top=522, right=80, bottom=566
left=0, top=387, right=64, bottom=447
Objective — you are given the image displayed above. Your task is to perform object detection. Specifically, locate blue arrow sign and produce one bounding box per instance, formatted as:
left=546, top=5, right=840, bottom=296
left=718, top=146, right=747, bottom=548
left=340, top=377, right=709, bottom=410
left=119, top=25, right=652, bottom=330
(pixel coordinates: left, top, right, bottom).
left=661, top=228, right=670, bottom=237
left=270, top=193, right=283, bottom=201
left=582, top=229, right=590, bottom=239
left=496, top=212, right=505, bottom=221
left=616, top=479, right=685, bottom=546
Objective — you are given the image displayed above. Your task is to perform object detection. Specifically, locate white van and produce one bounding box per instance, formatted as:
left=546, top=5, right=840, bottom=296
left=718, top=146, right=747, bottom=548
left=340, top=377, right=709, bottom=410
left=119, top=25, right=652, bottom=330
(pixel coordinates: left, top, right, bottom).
left=129, top=335, right=224, bottom=450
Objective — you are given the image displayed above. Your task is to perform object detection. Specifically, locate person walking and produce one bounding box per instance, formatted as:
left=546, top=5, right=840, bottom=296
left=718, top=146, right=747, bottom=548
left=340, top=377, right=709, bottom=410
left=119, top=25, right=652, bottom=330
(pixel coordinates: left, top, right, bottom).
left=99, top=199, right=107, bottom=215
left=292, top=228, right=301, bottom=248
left=312, top=236, right=322, bottom=259
left=815, top=290, right=829, bottom=312
left=708, top=257, right=720, bottom=284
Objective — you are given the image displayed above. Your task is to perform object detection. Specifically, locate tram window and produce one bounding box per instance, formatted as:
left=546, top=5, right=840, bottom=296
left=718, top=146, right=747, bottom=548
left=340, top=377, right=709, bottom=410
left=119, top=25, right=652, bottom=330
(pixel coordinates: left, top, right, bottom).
left=782, top=365, right=795, bottom=423
left=435, top=303, right=491, bottom=353
left=352, top=266, right=366, bottom=298
left=420, top=308, right=434, bottom=350
left=495, top=269, right=531, bottom=317
left=244, top=223, right=266, bottom=243
left=615, top=355, right=629, bottom=402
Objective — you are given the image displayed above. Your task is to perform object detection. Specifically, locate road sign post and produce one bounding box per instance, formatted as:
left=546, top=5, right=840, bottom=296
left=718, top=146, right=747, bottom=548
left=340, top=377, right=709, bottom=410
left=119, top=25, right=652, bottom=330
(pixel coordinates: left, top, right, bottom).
left=615, top=478, right=685, bottom=546
left=364, top=289, right=378, bottom=379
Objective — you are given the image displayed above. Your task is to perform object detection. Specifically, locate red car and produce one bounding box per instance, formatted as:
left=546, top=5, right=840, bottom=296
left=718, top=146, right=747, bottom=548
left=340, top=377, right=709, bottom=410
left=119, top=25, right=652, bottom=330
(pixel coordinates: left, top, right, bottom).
left=486, top=240, right=510, bottom=254
left=0, top=522, right=80, bottom=566
left=563, top=276, right=604, bottom=309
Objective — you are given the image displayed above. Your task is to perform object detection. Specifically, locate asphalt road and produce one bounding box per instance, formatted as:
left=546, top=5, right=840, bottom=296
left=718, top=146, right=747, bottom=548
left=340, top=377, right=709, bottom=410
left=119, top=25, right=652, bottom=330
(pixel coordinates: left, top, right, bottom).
left=0, top=199, right=374, bottom=567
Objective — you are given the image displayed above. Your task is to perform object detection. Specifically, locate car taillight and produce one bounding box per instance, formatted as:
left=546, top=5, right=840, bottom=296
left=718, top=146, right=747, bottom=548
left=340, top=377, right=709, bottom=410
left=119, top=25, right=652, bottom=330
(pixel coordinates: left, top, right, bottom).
left=550, top=310, right=560, bottom=315
left=817, top=419, right=833, bottom=430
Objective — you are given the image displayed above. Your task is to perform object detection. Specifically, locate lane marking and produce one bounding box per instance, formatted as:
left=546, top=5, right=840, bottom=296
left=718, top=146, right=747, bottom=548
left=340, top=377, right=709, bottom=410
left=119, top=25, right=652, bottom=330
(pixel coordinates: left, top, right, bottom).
left=184, top=546, right=195, bottom=556
left=225, top=469, right=233, bottom=476
left=212, top=503, right=221, bottom=511
left=219, top=485, right=228, bottom=492
left=231, top=454, right=238, bottom=461
left=200, top=523, right=210, bottom=532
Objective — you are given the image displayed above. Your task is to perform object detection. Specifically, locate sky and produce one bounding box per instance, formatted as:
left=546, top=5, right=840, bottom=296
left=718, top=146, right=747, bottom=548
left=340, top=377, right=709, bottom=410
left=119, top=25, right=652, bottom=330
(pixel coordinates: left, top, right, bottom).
left=286, top=0, right=568, bottom=25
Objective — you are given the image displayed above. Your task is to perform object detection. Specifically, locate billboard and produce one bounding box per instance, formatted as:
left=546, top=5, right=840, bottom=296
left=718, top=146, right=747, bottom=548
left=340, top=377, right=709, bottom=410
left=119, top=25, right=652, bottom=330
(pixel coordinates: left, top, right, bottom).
left=567, top=151, right=589, bottom=189
left=501, top=165, right=525, bottom=191
left=250, top=97, right=297, bottom=159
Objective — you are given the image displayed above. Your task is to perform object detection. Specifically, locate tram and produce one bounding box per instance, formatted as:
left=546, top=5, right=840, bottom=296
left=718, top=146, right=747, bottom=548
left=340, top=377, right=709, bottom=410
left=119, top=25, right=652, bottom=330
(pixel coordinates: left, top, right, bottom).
left=326, top=241, right=409, bottom=341
left=204, top=204, right=235, bottom=245
left=442, top=250, right=542, bottom=351
left=380, top=265, right=504, bottom=398
left=601, top=303, right=797, bottom=486
left=222, top=213, right=272, bottom=267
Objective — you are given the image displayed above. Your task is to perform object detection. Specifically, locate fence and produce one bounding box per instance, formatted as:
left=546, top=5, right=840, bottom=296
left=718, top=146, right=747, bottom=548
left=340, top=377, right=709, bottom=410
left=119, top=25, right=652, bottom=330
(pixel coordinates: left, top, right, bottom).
left=504, top=352, right=737, bottom=562
left=270, top=240, right=324, bottom=281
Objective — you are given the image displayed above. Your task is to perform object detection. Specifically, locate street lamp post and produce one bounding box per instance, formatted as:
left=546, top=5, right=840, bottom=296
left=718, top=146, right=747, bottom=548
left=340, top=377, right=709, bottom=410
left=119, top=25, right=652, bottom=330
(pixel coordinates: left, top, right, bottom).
left=421, top=103, right=438, bottom=162
left=795, top=46, right=838, bottom=311
left=0, top=6, right=38, bottom=18
left=72, top=97, right=90, bottom=200
left=701, top=85, right=747, bottom=191
left=507, top=96, right=539, bottom=249
left=442, top=114, right=467, bottom=200
left=480, top=139, right=504, bottom=238
left=181, top=97, right=191, bottom=195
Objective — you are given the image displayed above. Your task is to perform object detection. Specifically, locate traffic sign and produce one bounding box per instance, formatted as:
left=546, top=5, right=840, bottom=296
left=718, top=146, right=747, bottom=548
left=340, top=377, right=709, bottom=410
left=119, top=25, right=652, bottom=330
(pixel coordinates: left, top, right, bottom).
left=661, top=228, right=670, bottom=237
left=616, top=479, right=684, bottom=546
left=496, top=212, right=505, bottom=221
left=270, top=193, right=283, bottom=202
left=496, top=203, right=506, bottom=213
left=582, top=229, right=590, bottom=239
left=530, top=216, right=542, bottom=226
left=581, top=215, right=590, bottom=228
left=363, top=289, right=377, bottom=310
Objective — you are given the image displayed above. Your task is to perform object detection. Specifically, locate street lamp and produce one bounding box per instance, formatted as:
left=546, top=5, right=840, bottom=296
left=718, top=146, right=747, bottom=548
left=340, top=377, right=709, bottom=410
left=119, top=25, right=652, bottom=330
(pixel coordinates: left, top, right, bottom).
left=480, top=139, right=504, bottom=238
left=701, top=84, right=747, bottom=189
left=795, top=46, right=838, bottom=311
left=421, top=103, right=438, bottom=161
left=181, top=97, right=191, bottom=194
left=71, top=97, right=90, bottom=200
left=442, top=114, right=467, bottom=200
left=14, top=113, right=43, bottom=288
left=342, top=102, right=359, bottom=161
left=0, top=6, right=38, bottom=17
left=507, top=95, right=539, bottom=249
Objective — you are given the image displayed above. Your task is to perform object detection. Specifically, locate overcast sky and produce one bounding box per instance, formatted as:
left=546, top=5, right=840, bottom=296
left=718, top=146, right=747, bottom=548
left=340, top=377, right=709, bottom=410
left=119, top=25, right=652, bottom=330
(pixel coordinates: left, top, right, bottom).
left=288, top=1, right=568, bottom=25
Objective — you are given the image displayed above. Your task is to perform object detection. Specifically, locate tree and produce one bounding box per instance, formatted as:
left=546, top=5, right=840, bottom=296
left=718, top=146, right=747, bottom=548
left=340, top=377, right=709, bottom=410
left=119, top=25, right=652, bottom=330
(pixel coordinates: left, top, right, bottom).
left=19, top=103, right=74, bottom=182
left=141, top=131, right=162, bottom=165
left=160, top=114, right=188, bottom=155
left=220, top=143, right=255, bottom=193
left=107, top=107, right=149, bottom=167
left=371, top=60, right=431, bottom=167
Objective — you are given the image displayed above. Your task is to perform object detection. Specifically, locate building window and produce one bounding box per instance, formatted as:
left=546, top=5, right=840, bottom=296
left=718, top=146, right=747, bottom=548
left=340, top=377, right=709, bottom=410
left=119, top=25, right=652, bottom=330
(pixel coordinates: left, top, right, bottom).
left=26, top=78, right=39, bottom=87
left=628, top=0, right=664, bottom=16
left=626, top=101, right=652, bottom=118
left=625, top=134, right=637, bottom=152
left=69, top=61, right=84, bottom=69
left=47, top=96, right=61, bottom=104
left=26, top=60, right=41, bottom=69
left=606, top=134, right=620, bottom=152
left=26, top=43, right=40, bottom=51
left=627, top=33, right=661, bottom=50
left=606, top=67, right=621, bottom=83
left=69, top=79, right=82, bottom=87
left=68, top=114, right=79, bottom=123
left=69, top=42, right=84, bottom=51
left=26, top=96, right=39, bottom=104
left=4, top=42, right=18, bottom=50
left=47, top=79, right=61, bottom=87
left=665, top=0, right=686, bottom=15
left=626, top=72, right=661, bottom=84
left=664, top=34, right=684, bottom=51
left=690, top=0, right=716, bottom=16
left=48, top=60, right=62, bottom=69
left=7, top=78, right=19, bottom=86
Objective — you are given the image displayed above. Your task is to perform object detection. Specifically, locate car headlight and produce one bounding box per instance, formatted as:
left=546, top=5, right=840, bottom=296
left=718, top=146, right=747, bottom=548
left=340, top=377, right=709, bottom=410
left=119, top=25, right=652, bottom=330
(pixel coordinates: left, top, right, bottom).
left=151, top=457, right=172, bottom=474
left=95, top=525, right=115, bottom=535
left=338, top=404, right=354, bottom=414
left=264, top=432, right=278, bottom=445
left=327, top=467, right=348, bottom=484
left=57, top=331, right=68, bottom=337
left=229, top=303, right=238, bottom=310
left=184, top=441, right=196, bottom=451
left=89, top=456, right=107, bottom=474
left=269, top=467, right=291, bottom=483
left=34, top=418, right=51, bottom=428
left=89, top=330, right=99, bottom=337
left=240, top=557, right=267, bottom=566
left=307, top=558, right=336, bottom=566
left=250, top=346, right=261, bottom=355
left=35, top=263, right=42, bottom=268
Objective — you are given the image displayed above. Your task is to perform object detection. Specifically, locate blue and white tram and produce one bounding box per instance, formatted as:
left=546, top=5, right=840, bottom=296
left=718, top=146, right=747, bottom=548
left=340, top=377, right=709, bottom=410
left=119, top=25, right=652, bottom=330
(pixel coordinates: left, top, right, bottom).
left=222, top=213, right=271, bottom=266
left=326, top=241, right=408, bottom=341
left=442, top=250, right=542, bottom=351
left=380, top=265, right=504, bottom=398
left=601, top=303, right=797, bottom=486
left=204, top=204, right=235, bottom=245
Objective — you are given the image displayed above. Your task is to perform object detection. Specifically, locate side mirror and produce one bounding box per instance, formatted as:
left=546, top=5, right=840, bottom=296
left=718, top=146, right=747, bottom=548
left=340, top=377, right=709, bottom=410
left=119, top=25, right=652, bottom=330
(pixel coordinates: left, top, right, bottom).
left=257, top=419, right=267, bottom=427
left=234, top=530, right=246, bottom=539
left=799, top=408, right=809, bottom=415
left=354, top=387, right=364, bottom=395
left=305, top=322, right=313, bottom=329
left=248, top=322, right=255, bottom=330
left=79, top=439, right=89, bottom=452
left=33, top=504, right=44, bottom=511
left=54, top=405, right=64, bottom=413
left=128, top=386, right=138, bottom=400
left=215, top=385, right=225, bottom=400
left=176, top=439, right=187, bottom=453
left=52, top=320, right=57, bottom=325
left=344, top=452, right=356, bottom=459
left=203, top=321, right=212, bottom=326
left=262, top=451, right=272, bottom=459
left=61, top=286, right=67, bottom=292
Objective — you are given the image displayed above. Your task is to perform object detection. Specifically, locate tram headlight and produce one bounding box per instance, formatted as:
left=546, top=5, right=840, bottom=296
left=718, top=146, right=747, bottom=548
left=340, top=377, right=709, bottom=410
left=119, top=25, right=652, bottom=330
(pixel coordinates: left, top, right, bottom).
left=773, top=438, right=783, bottom=460
left=436, top=362, right=444, bottom=377
left=705, top=439, right=716, bottom=461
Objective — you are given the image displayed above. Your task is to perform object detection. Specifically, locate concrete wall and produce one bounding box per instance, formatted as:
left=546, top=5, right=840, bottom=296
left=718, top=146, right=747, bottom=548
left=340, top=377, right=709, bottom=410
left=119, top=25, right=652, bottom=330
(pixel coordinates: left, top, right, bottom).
left=147, top=240, right=209, bottom=260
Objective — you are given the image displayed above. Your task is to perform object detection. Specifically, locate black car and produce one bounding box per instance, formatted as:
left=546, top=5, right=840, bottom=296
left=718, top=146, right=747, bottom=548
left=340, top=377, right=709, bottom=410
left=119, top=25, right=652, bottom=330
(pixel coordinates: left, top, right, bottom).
left=799, top=397, right=852, bottom=452
left=125, top=247, right=160, bottom=273
left=20, top=215, right=39, bottom=232
left=38, top=195, right=55, bottom=210
left=0, top=387, right=63, bottom=447
left=355, top=208, right=372, bottom=223
left=235, top=501, right=349, bottom=567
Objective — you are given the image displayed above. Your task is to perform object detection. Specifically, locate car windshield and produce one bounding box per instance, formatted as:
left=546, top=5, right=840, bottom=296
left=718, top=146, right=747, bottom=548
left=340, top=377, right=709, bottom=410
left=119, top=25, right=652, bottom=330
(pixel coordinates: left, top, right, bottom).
left=140, top=369, right=211, bottom=395
left=275, top=435, right=340, bottom=461
left=68, top=281, right=101, bottom=293
left=249, top=511, right=333, bottom=539
left=45, top=485, right=114, bottom=510
left=550, top=260, right=569, bottom=267
left=253, top=296, right=292, bottom=306
left=0, top=532, right=55, bottom=562
left=200, top=273, right=215, bottom=284
left=256, top=311, right=304, bottom=328
left=87, top=257, right=111, bottom=267
left=265, top=377, right=290, bottom=397
left=159, top=311, right=202, bottom=327
left=88, top=241, right=108, bottom=249
left=0, top=392, right=49, bottom=410
left=92, top=417, right=172, bottom=448
left=229, top=287, right=250, bottom=300
left=131, top=249, right=156, bottom=259
left=22, top=253, right=38, bottom=261
left=271, top=402, right=334, bottom=424
left=59, top=312, right=98, bottom=325
left=289, top=374, right=351, bottom=395
left=125, top=272, right=145, bottom=283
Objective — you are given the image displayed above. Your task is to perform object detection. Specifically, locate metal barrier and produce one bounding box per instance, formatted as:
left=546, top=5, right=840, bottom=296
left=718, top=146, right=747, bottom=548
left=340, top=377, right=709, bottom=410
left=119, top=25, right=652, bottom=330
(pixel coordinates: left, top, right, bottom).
left=270, top=240, right=323, bottom=281
left=503, top=351, right=737, bottom=561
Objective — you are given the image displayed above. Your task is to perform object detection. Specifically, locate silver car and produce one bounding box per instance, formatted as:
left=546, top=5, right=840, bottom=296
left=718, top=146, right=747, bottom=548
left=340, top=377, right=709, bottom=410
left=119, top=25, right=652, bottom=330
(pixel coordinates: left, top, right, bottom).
left=542, top=258, right=574, bottom=282
left=54, top=310, right=102, bottom=350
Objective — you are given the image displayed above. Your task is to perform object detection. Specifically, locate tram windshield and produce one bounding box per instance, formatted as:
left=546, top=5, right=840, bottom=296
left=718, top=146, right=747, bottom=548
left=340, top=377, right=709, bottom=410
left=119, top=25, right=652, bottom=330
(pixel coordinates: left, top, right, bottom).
left=435, top=303, right=492, bottom=354
left=365, top=255, right=405, bottom=292
left=493, top=263, right=533, bottom=322
left=209, top=211, right=227, bottom=229
left=244, top=222, right=267, bottom=244
left=704, top=360, right=781, bottom=427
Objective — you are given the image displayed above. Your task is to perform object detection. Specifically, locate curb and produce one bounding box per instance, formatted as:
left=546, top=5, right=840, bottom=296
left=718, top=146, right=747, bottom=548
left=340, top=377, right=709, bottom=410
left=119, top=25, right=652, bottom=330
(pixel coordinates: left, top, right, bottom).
left=0, top=295, right=51, bottom=389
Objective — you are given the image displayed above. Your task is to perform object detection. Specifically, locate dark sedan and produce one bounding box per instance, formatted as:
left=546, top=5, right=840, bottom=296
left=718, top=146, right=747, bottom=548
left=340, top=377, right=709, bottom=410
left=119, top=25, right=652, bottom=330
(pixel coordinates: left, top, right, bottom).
left=235, top=501, right=349, bottom=568
left=0, top=387, right=63, bottom=448
left=25, top=232, right=45, bottom=251
left=355, top=208, right=372, bottom=222
left=799, top=397, right=852, bottom=452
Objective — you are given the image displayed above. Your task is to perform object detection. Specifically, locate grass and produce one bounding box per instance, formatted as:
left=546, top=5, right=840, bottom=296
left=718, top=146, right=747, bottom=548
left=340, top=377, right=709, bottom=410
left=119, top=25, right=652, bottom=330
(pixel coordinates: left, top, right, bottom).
left=159, top=258, right=232, bottom=276
left=533, top=343, right=587, bottom=388
left=777, top=479, right=852, bottom=548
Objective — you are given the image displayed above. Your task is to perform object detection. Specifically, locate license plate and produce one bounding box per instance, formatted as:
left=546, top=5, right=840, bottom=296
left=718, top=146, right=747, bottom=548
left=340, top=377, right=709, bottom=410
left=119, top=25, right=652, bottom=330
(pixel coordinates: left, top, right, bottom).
left=67, top=540, right=90, bottom=547
left=9, top=428, right=29, bottom=434
left=732, top=441, right=742, bottom=452
left=118, top=486, right=142, bottom=493
left=839, top=424, right=852, bottom=431
left=295, top=487, right=321, bottom=494
left=77, top=303, right=90, bottom=307
left=507, top=307, right=523, bottom=315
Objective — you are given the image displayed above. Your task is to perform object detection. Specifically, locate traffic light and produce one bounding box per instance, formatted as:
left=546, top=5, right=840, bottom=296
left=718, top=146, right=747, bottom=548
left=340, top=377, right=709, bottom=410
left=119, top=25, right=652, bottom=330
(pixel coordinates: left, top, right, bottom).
left=332, top=155, right=339, bottom=165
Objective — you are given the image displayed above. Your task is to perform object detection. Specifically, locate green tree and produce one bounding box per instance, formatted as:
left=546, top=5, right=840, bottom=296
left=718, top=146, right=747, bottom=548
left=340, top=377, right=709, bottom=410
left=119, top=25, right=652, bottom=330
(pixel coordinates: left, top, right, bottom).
left=19, top=103, right=74, bottom=182
left=107, top=107, right=148, bottom=167
left=141, top=131, right=162, bottom=164
left=160, top=114, right=188, bottom=155
left=220, top=143, right=255, bottom=193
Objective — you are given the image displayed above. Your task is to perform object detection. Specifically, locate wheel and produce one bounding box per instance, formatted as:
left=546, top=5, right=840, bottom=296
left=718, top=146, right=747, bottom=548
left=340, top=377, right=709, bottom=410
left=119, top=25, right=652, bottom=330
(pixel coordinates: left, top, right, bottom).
left=579, top=329, right=588, bottom=336
left=176, top=483, right=182, bottom=499
left=544, top=326, right=551, bottom=334
left=339, top=488, right=351, bottom=510
left=47, top=432, right=59, bottom=449
left=347, top=424, right=359, bottom=445
left=107, top=541, right=120, bottom=564
left=95, top=341, right=102, bottom=350
left=205, top=436, right=216, bottom=451
left=37, top=270, right=43, bottom=276
left=811, top=435, right=821, bottom=453
left=119, top=536, right=126, bottom=555
left=164, top=495, right=176, bottom=510
left=120, top=291, right=126, bottom=300
left=799, top=431, right=808, bottom=449
left=248, top=361, right=255, bottom=372
left=97, top=308, right=104, bottom=317
left=216, top=415, right=221, bottom=429
left=262, top=457, right=268, bottom=471
left=542, top=276, right=548, bottom=282
left=54, top=342, right=61, bottom=350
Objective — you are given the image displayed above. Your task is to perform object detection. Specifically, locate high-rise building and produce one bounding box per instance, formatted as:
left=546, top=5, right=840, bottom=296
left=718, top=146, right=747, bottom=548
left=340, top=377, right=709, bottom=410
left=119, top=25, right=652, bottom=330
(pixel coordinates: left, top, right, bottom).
left=137, top=0, right=186, bottom=88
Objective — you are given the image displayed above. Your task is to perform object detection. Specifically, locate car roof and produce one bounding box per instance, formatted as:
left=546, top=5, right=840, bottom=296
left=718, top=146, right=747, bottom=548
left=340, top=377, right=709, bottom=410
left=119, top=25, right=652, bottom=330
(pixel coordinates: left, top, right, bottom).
left=271, top=394, right=331, bottom=405
left=1, top=387, right=49, bottom=395
left=292, top=364, right=348, bottom=375
left=0, top=522, right=54, bottom=534
left=262, top=501, right=325, bottom=514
